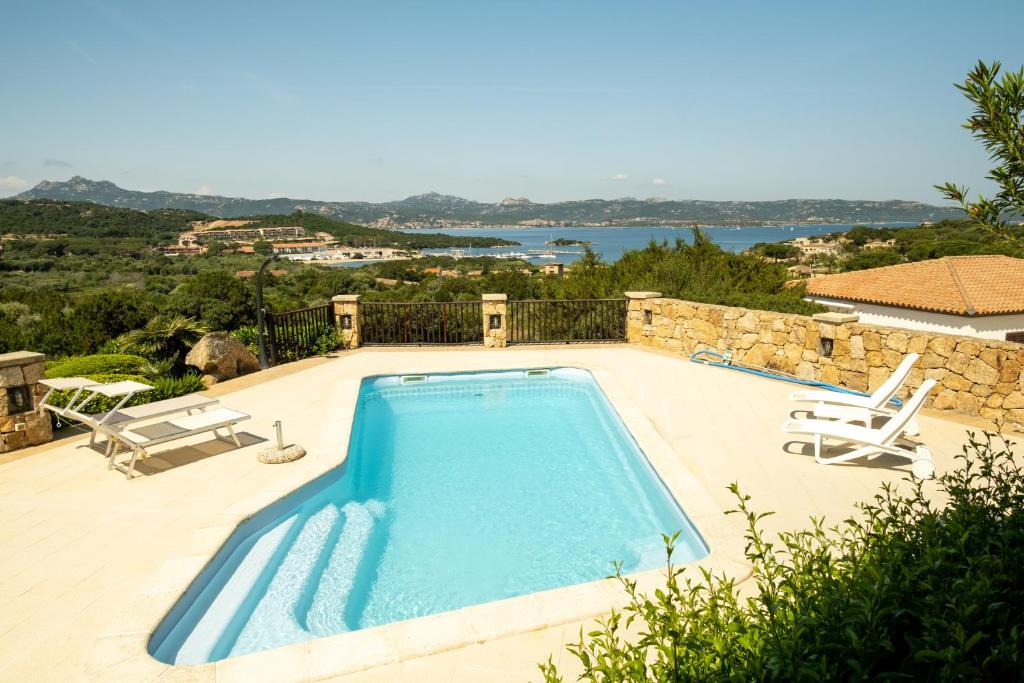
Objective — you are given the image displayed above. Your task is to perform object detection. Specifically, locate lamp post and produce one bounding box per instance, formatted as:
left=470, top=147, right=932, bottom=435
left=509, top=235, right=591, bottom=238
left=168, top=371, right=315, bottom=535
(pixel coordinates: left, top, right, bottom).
left=256, top=254, right=280, bottom=369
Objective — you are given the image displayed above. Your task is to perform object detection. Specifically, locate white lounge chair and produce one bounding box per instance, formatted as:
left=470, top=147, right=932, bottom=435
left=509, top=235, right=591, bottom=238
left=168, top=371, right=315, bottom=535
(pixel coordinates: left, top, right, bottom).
left=40, top=377, right=155, bottom=423
left=38, top=377, right=102, bottom=416
left=782, top=379, right=937, bottom=479
left=39, top=377, right=218, bottom=452
left=61, top=379, right=156, bottom=423
left=104, top=407, right=251, bottom=479
left=789, top=353, right=920, bottom=427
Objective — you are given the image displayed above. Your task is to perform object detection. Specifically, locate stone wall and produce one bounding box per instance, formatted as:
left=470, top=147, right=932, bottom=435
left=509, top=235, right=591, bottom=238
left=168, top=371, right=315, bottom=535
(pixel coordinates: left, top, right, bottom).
left=626, top=294, right=1024, bottom=428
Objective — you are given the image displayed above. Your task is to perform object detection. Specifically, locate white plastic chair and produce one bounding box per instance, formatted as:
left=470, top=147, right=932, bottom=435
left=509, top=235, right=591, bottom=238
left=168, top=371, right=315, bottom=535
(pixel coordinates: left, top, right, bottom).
left=789, top=353, right=919, bottom=427
left=782, top=379, right=937, bottom=479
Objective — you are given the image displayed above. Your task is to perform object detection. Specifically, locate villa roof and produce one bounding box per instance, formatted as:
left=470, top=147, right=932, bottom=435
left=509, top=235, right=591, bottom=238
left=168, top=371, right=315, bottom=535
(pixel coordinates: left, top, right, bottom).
left=804, top=255, right=1024, bottom=316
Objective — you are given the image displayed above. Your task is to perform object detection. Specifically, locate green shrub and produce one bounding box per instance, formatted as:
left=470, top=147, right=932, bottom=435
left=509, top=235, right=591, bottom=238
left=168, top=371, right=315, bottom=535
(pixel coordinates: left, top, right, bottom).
left=45, top=354, right=150, bottom=379
left=272, top=324, right=339, bottom=363
left=312, top=325, right=341, bottom=356
left=541, top=432, right=1024, bottom=682
left=151, top=373, right=205, bottom=400
left=231, top=325, right=260, bottom=357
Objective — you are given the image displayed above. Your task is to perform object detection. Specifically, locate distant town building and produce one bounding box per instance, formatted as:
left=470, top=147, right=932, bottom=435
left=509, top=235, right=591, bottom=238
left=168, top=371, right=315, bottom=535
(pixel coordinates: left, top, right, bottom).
left=180, top=226, right=307, bottom=246
left=804, top=255, right=1024, bottom=341
left=541, top=263, right=565, bottom=276
left=792, top=237, right=842, bottom=257
left=862, top=239, right=897, bottom=250
left=271, top=241, right=329, bottom=255
left=155, top=245, right=203, bottom=256
left=335, top=248, right=387, bottom=259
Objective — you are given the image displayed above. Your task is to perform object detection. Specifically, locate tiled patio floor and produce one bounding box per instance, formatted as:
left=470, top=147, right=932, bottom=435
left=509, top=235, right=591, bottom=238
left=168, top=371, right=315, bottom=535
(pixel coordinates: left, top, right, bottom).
left=0, top=345, right=994, bottom=681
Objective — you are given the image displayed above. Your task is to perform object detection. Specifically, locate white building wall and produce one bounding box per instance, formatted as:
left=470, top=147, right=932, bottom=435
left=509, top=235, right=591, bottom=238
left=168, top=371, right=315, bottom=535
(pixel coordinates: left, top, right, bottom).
left=807, top=298, right=1024, bottom=341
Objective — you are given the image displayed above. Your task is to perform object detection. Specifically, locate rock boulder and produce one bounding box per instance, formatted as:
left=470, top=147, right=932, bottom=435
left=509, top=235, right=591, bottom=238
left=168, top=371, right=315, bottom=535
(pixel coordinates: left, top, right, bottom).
left=186, top=332, right=260, bottom=385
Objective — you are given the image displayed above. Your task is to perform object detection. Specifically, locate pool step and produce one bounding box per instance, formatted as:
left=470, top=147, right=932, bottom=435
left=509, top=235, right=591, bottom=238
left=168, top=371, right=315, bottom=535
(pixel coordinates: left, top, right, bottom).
left=229, top=504, right=342, bottom=657
left=305, top=500, right=386, bottom=635
left=171, top=513, right=299, bottom=665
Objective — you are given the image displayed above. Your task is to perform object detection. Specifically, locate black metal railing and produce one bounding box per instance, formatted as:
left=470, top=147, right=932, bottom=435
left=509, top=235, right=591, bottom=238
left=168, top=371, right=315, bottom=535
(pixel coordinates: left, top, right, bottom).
left=361, top=301, right=484, bottom=345
left=265, top=303, right=335, bottom=365
left=508, top=299, right=627, bottom=344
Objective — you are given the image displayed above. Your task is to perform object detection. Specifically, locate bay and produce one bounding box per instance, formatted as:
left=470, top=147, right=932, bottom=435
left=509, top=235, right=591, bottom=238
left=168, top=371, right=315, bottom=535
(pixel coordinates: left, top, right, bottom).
left=403, top=223, right=916, bottom=265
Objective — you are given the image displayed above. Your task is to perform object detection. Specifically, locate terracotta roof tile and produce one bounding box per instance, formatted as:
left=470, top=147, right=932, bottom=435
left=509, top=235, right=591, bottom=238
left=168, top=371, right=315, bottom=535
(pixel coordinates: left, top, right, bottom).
left=804, top=255, right=1024, bottom=316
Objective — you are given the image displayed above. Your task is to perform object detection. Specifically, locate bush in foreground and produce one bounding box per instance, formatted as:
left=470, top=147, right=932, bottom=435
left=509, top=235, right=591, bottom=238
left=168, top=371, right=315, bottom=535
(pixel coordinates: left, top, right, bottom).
left=541, top=432, right=1023, bottom=681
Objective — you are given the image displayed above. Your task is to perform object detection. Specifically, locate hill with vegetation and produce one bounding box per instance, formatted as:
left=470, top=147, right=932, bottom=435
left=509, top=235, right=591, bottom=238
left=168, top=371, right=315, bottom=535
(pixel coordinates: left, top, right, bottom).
left=750, top=220, right=1024, bottom=273
left=0, top=198, right=208, bottom=241
left=836, top=221, right=1024, bottom=270
left=0, top=199, right=515, bottom=251
left=19, top=177, right=963, bottom=226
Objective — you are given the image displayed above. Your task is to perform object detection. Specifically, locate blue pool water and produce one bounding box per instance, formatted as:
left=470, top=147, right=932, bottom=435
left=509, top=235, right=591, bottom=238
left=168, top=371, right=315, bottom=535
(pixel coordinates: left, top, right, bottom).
left=149, top=368, right=707, bottom=664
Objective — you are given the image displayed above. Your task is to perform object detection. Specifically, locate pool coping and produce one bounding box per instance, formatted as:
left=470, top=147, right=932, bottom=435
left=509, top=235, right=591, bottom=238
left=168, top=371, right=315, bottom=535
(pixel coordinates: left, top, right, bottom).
left=83, top=364, right=751, bottom=682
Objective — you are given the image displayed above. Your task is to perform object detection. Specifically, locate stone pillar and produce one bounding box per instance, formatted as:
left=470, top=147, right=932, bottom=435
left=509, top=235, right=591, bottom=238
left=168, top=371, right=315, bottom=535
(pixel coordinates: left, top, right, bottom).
left=624, top=291, right=662, bottom=343
left=332, top=294, right=361, bottom=349
left=0, top=351, right=53, bottom=453
left=482, top=294, right=508, bottom=348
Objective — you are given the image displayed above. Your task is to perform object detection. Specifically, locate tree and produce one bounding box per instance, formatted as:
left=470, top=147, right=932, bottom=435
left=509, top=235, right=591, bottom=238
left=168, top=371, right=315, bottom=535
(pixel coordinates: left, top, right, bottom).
left=253, top=239, right=273, bottom=255
left=169, top=270, right=256, bottom=330
left=937, top=61, right=1024, bottom=243
left=760, top=242, right=801, bottom=261
left=67, top=289, right=156, bottom=353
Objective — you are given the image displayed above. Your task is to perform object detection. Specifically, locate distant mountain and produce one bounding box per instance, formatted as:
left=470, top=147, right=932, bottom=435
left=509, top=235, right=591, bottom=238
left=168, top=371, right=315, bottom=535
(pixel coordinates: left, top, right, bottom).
left=19, top=176, right=964, bottom=227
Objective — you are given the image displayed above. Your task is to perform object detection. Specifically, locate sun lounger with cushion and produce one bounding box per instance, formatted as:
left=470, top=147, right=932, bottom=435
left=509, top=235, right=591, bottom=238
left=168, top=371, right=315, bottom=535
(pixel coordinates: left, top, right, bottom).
left=38, top=377, right=219, bottom=452
left=104, top=408, right=251, bottom=478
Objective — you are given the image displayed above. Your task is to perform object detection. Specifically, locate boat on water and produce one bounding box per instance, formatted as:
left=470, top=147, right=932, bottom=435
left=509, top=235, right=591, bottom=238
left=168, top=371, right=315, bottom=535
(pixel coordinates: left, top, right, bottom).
left=494, top=251, right=528, bottom=260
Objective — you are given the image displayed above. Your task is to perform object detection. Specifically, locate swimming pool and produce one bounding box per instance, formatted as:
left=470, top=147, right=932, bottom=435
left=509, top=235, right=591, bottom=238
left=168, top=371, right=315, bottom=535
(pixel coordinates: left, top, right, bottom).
left=149, top=367, right=707, bottom=664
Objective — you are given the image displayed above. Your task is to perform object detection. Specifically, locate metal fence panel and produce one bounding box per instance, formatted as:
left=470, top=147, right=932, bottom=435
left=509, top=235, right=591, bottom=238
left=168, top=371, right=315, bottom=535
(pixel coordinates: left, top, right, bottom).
left=265, top=303, right=334, bottom=365
left=508, top=299, right=627, bottom=344
left=361, top=301, right=484, bottom=345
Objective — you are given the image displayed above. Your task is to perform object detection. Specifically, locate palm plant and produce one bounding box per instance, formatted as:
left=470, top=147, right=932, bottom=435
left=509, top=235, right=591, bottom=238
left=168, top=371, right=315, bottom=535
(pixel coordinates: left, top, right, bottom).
left=119, top=315, right=208, bottom=375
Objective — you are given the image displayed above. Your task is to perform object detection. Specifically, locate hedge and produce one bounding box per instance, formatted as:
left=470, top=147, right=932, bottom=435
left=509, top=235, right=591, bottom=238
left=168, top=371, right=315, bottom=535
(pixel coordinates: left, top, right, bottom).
left=541, top=431, right=1024, bottom=681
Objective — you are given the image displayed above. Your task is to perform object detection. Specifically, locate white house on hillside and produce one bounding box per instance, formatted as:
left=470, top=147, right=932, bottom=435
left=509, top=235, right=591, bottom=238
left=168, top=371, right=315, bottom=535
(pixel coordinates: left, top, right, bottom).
left=803, top=255, right=1024, bottom=342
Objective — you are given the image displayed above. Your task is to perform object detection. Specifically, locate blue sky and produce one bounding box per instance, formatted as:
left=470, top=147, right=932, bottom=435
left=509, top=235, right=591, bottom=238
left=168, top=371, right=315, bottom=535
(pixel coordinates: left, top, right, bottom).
left=1, top=0, right=1023, bottom=204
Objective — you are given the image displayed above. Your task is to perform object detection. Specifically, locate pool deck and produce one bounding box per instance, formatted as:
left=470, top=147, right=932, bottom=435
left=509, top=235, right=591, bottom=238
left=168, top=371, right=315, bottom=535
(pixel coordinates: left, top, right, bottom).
left=0, top=345, right=998, bottom=682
